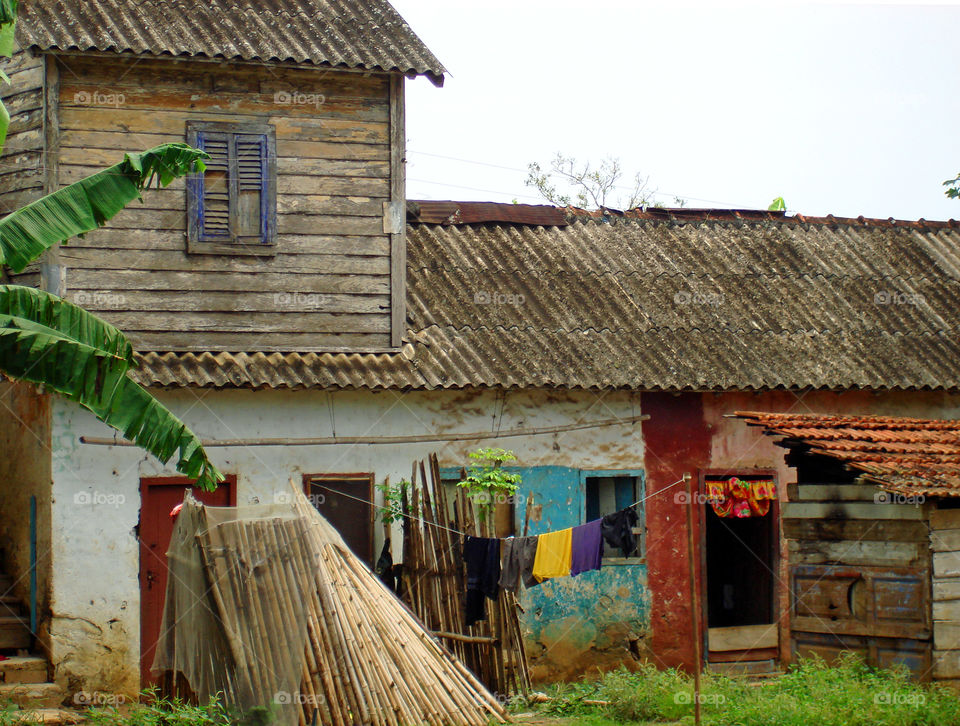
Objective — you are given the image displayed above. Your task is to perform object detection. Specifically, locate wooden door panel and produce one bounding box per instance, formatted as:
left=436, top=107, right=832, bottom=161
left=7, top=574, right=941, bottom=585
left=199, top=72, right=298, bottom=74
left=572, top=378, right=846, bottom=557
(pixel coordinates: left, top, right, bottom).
left=139, top=476, right=235, bottom=690
left=790, top=564, right=929, bottom=640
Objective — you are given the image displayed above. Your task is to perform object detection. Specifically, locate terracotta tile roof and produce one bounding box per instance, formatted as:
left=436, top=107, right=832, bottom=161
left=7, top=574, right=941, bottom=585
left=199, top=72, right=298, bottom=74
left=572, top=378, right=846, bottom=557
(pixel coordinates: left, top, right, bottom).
left=131, top=203, right=960, bottom=392
left=735, top=411, right=960, bottom=498
left=16, top=0, right=446, bottom=84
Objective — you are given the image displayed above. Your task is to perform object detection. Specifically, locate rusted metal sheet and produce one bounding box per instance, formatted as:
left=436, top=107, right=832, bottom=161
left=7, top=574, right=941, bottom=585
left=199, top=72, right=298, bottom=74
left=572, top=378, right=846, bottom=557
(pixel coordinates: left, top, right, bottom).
left=408, top=201, right=568, bottom=227
left=791, top=564, right=929, bottom=640
left=17, top=0, right=446, bottom=84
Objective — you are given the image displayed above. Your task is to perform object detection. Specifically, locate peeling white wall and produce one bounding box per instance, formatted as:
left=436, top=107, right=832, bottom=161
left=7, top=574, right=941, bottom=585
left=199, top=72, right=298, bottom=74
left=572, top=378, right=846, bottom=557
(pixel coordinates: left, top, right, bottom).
left=49, top=387, right=645, bottom=695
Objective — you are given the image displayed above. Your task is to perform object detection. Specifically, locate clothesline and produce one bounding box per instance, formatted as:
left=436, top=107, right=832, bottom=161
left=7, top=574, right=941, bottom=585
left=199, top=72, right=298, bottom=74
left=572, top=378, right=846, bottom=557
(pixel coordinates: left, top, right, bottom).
left=312, top=476, right=688, bottom=541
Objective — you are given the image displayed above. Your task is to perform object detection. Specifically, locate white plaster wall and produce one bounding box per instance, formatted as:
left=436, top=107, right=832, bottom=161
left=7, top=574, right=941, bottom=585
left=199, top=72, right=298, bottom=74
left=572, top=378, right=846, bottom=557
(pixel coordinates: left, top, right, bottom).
left=49, top=386, right=644, bottom=695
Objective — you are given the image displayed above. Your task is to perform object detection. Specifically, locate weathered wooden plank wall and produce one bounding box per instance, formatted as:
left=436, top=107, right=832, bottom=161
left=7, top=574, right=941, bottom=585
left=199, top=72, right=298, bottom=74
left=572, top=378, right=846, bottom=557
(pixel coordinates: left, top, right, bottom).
left=0, top=46, right=45, bottom=288
left=930, top=507, right=960, bottom=685
left=783, top=481, right=933, bottom=677
left=54, top=54, right=397, bottom=352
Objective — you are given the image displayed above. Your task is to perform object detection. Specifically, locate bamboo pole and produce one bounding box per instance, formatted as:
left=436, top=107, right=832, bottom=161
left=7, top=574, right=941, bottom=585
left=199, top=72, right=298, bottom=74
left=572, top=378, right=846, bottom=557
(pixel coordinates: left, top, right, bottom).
left=684, top=472, right=702, bottom=726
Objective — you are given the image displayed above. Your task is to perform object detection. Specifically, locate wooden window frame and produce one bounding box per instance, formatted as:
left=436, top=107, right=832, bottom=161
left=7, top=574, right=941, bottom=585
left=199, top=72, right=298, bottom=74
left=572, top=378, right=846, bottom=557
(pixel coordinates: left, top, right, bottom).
left=697, top=467, right=781, bottom=664
left=302, top=473, right=376, bottom=563
left=580, top=468, right=646, bottom=564
left=186, top=121, right=277, bottom=256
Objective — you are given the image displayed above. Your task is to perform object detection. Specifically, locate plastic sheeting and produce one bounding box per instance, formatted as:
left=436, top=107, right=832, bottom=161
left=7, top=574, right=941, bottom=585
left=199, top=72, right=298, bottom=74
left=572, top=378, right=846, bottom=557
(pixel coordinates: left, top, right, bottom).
left=152, top=486, right=507, bottom=726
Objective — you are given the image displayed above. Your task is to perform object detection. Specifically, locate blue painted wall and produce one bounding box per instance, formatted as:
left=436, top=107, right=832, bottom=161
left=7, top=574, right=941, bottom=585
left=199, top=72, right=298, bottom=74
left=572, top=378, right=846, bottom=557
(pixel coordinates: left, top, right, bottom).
left=513, top=466, right=651, bottom=681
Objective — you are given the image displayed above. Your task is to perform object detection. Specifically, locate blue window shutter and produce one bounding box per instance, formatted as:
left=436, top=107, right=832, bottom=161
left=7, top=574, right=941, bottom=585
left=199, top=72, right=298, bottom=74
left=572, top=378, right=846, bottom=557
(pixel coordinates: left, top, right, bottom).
left=186, top=122, right=277, bottom=250
left=196, top=131, right=230, bottom=240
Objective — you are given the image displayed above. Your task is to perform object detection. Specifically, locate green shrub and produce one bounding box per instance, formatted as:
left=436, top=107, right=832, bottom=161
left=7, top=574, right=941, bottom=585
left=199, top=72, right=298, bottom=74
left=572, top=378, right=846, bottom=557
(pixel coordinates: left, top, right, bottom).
left=528, top=655, right=960, bottom=726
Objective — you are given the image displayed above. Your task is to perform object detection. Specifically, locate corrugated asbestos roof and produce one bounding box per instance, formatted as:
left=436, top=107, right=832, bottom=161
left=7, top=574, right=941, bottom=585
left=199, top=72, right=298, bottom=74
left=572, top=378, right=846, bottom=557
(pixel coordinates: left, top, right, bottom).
left=131, top=204, right=960, bottom=392
left=735, top=411, right=960, bottom=498
left=16, top=0, right=446, bottom=84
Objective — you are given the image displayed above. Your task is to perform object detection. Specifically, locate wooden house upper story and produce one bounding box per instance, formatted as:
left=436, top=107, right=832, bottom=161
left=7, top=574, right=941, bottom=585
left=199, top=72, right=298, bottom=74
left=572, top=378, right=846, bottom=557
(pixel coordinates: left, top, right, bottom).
left=0, top=0, right=444, bottom=352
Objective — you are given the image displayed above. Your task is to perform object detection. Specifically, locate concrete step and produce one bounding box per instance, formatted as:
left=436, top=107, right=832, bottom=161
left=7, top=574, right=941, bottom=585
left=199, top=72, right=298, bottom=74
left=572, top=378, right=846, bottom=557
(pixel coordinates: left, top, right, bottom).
left=707, top=659, right=779, bottom=676
left=0, top=656, right=48, bottom=684
left=4, top=708, right=81, bottom=724
left=0, top=616, right=32, bottom=650
left=0, top=596, right=24, bottom=619
left=0, top=682, right=65, bottom=708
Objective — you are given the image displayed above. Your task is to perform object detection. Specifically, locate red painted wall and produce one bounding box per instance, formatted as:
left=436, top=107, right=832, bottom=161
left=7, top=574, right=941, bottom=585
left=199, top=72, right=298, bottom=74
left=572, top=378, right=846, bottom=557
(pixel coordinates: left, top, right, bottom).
left=642, top=392, right=712, bottom=672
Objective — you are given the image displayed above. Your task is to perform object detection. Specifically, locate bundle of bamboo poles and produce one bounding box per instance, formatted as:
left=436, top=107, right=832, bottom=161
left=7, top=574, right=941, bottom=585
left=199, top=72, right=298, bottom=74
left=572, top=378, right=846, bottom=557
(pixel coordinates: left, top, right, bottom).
left=400, top=454, right=530, bottom=699
left=154, top=488, right=508, bottom=726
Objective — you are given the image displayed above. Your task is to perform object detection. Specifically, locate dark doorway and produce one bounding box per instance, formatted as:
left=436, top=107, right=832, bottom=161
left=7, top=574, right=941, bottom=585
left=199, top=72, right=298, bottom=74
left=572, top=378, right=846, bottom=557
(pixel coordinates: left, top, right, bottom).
left=303, top=474, right=375, bottom=565
left=705, top=507, right=775, bottom=627
left=139, top=476, right=236, bottom=690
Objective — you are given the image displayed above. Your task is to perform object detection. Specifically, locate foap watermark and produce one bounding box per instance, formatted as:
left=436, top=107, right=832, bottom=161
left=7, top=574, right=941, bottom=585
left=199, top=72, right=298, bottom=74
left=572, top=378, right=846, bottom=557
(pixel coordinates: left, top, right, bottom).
left=73, top=691, right=126, bottom=706
left=274, top=291, right=326, bottom=309
left=467, top=492, right=528, bottom=506
left=73, top=490, right=125, bottom=508
left=274, top=491, right=325, bottom=507
left=72, top=291, right=126, bottom=308
left=874, top=491, right=925, bottom=506
left=73, top=90, right=125, bottom=108
left=674, top=490, right=713, bottom=506
left=473, top=290, right=525, bottom=306
left=674, top=290, right=723, bottom=307
left=273, top=90, right=326, bottom=109
left=873, top=692, right=926, bottom=706
left=874, top=290, right=925, bottom=306
left=673, top=691, right=726, bottom=706
left=273, top=691, right=326, bottom=706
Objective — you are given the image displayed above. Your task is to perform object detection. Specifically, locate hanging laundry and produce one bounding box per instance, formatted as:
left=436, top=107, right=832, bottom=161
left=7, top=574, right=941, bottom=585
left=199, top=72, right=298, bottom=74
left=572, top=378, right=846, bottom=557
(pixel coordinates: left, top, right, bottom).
left=706, top=477, right=776, bottom=518
left=532, top=527, right=573, bottom=581
left=570, top=519, right=604, bottom=576
left=374, top=539, right=395, bottom=593
left=601, top=507, right=639, bottom=557
left=499, top=536, right=541, bottom=591
left=463, top=536, right=501, bottom=626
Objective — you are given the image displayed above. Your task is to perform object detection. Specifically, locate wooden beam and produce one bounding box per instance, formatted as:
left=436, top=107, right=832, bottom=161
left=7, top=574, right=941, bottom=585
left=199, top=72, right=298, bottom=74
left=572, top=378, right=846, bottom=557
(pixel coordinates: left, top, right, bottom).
left=388, top=73, right=406, bottom=348
left=707, top=625, right=778, bottom=652
left=80, top=414, right=649, bottom=448
left=782, top=502, right=927, bottom=521
left=40, top=53, right=62, bottom=296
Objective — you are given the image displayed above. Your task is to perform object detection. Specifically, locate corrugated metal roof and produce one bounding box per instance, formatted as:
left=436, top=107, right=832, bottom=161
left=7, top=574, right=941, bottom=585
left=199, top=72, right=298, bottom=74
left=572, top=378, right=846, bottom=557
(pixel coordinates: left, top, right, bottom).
left=735, top=411, right=960, bottom=498
left=16, top=0, right=446, bottom=84
left=131, top=205, right=960, bottom=392
left=409, top=201, right=568, bottom=226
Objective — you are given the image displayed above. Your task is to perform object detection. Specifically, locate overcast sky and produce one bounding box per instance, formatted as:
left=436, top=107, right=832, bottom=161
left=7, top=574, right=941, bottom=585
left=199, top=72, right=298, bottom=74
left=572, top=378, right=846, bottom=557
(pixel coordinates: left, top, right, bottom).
left=391, top=1, right=960, bottom=221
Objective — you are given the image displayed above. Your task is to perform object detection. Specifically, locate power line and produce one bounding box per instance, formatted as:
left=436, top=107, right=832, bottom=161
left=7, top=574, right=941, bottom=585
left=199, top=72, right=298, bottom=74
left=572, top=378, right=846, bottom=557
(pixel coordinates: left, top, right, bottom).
left=407, top=148, right=756, bottom=209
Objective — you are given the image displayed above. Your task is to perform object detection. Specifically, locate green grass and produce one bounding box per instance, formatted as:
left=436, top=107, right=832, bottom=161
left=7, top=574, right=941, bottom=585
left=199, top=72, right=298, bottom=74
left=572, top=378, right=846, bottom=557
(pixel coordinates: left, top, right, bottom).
left=522, top=653, right=960, bottom=726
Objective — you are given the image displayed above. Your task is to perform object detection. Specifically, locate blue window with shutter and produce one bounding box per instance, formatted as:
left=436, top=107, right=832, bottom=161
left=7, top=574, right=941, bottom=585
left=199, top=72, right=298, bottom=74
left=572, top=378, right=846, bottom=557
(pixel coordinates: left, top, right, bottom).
left=186, top=122, right=277, bottom=253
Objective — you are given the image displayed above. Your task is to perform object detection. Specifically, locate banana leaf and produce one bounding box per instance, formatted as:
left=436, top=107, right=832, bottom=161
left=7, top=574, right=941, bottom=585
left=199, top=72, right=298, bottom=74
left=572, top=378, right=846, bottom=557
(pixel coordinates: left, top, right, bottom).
left=0, top=0, right=15, bottom=153
left=0, top=285, right=134, bottom=363
left=0, top=143, right=208, bottom=272
left=0, top=287, right=222, bottom=490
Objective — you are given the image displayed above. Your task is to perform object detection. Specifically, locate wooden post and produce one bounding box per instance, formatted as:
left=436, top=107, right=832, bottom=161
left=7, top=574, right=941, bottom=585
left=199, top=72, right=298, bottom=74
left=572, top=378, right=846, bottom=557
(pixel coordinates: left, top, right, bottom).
left=684, top=472, right=702, bottom=726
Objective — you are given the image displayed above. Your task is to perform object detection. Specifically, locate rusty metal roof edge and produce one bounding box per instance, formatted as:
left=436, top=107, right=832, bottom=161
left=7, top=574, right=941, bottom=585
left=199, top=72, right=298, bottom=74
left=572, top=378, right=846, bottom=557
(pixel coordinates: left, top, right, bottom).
left=408, top=201, right=960, bottom=230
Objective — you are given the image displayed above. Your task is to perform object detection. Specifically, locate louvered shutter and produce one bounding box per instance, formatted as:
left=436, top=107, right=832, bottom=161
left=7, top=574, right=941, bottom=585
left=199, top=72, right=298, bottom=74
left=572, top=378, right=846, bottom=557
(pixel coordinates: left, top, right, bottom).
left=187, top=123, right=276, bottom=250
left=234, top=134, right=268, bottom=242
left=197, top=132, right=230, bottom=239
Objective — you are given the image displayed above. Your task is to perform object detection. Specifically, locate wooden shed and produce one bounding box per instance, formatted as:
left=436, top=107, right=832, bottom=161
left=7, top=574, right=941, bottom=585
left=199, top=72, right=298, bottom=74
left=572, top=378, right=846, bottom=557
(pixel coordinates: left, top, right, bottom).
left=737, top=411, right=960, bottom=686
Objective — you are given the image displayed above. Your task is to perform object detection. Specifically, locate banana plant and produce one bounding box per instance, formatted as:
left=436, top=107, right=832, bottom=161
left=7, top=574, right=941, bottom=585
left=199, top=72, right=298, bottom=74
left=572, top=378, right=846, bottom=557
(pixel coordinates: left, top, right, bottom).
left=0, top=2, right=222, bottom=489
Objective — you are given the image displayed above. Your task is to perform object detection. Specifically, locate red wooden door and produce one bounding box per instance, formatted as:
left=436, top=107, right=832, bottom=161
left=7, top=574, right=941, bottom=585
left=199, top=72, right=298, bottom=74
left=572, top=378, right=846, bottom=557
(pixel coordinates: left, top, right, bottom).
left=139, top=476, right=235, bottom=689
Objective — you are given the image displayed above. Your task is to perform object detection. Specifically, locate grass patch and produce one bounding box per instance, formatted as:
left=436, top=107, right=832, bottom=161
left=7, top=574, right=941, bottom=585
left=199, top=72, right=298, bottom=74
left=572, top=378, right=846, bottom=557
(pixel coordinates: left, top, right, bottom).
left=524, top=653, right=960, bottom=725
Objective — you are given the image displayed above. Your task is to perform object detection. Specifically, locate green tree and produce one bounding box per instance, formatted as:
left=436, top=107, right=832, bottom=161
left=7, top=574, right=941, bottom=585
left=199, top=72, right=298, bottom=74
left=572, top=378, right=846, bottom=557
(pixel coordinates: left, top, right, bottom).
left=944, top=173, right=960, bottom=200
left=0, top=1, right=221, bottom=489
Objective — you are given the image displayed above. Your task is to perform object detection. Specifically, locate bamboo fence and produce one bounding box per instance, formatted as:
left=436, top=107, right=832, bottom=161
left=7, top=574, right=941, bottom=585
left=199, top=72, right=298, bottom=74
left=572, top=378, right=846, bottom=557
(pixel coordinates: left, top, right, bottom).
left=399, top=454, right=530, bottom=699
